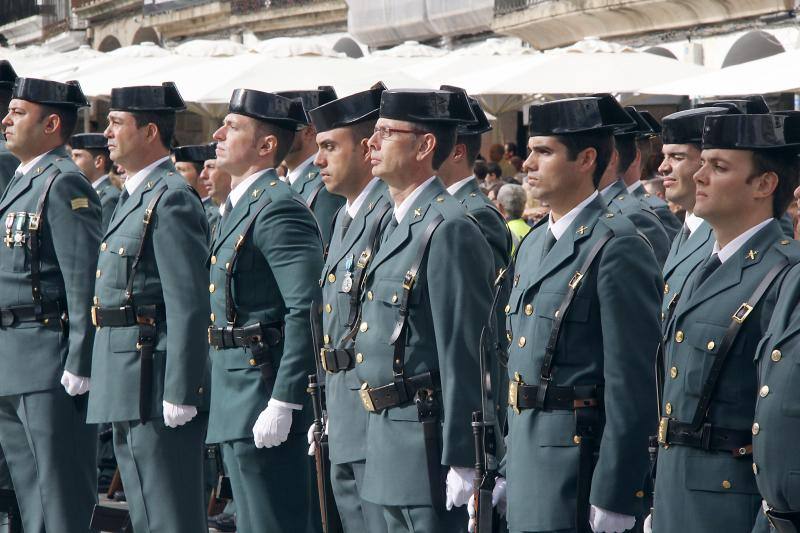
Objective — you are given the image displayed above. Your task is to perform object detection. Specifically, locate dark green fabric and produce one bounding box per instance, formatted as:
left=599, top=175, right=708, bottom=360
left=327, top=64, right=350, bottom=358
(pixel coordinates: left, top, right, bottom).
left=203, top=196, right=220, bottom=237
left=602, top=180, right=670, bottom=266
left=94, top=176, right=120, bottom=232
left=0, top=141, right=19, bottom=197
left=331, top=460, right=388, bottom=533
left=661, top=220, right=714, bottom=323
left=291, top=163, right=345, bottom=247
left=631, top=184, right=682, bottom=241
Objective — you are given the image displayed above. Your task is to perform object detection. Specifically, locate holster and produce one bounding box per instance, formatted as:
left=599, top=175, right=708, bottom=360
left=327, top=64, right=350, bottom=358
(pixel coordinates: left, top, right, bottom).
left=137, top=321, right=156, bottom=425
left=575, top=405, right=602, bottom=533
left=415, top=387, right=445, bottom=512
left=767, top=509, right=800, bottom=533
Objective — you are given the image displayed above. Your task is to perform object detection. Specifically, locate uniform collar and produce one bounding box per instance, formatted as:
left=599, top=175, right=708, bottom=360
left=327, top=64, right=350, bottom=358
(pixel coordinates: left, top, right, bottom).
left=92, top=174, right=110, bottom=190
left=124, top=155, right=170, bottom=195
left=684, top=212, right=704, bottom=234
left=548, top=190, right=598, bottom=240
left=286, top=153, right=315, bottom=185
left=446, top=175, right=475, bottom=195
left=626, top=180, right=643, bottom=194
left=712, top=217, right=772, bottom=264
left=394, top=175, right=437, bottom=223
left=15, top=149, right=52, bottom=176
left=346, top=177, right=380, bottom=218
left=228, top=168, right=271, bottom=210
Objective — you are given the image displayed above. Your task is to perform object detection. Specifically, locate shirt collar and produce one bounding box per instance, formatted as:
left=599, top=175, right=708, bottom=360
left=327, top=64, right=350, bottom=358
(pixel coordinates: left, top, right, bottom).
left=394, top=176, right=437, bottom=223
left=286, top=154, right=316, bottom=186
left=711, top=217, right=772, bottom=263
left=15, top=150, right=52, bottom=177
left=227, top=168, right=272, bottom=211
left=547, top=190, right=598, bottom=240
left=684, top=212, right=704, bottom=234
left=124, top=155, right=170, bottom=195
left=446, top=175, right=475, bottom=195
left=346, top=177, right=380, bottom=219
left=599, top=179, right=618, bottom=198
left=92, top=174, right=109, bottom=190
left=626, top=180, right=643, bottom=194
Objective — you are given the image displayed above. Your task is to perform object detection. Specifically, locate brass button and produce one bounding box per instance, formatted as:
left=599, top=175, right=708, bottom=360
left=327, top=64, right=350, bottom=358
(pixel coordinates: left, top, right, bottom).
left=524, top=304, right=533, bottom=316
left=554, top=310, right=560, bottom=318
left=635, top=490, right=645, bottom=498
left=391, top=293, right=398, bottom=303
left=210, top=313, right=215, bottom=322
left=707, top=340, right=716, bottom=351
left=270, top=180, right=277, bottom=186
left=95, top=269, right=101, bottom=278
left=781, top=239, right=791, bottom=245
left=760, top=385, right=770, bottom=398
left=367, top=291, right=373, bottom=301
left=721, top=480, right=731, bottom=490
left=772, top=349, right=782, bottom=362
left=211, top=255, right=217, bottom=265
left=573, top=435, right=581, bottom=445
left=504, top=304, right=511, bottom=314
left=356, top=353, right=364, bottom=364
left=675, top=330, right=684, bottom=343
left=118, top=247, right=125, bottom=255
left=752, top=422, right=760, bottom=435
left=664, top=283, right=669, bottom=294
left=328, top=273, right=336, bottom=283
left=517, top=336, right=526, bottom=348
left=100, top=242, right=107, bottom=251
left=225, top=262, right=230, bottom=270
left=661, top=312, right=665, bottom=321
left=753, top=463, right=759, bottom=475
left=360, top=321, right=368, bottom=332
left=323, top=334, right=330, bottom=345
left=670, top=366, right=678, bottom=379
left=665, top=402, right=673, bottom=415
left=209, top=283, right=215, bottom=293
left=198, top=387, right=204, bottom=394
left=325, top=304, right=332, bottom=313
left=249, top=358, right=256, bottom=366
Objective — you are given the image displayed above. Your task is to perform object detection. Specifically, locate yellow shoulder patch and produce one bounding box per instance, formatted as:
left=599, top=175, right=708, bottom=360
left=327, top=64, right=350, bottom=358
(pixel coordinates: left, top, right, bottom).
left=71, top=197, right=89, bottom=210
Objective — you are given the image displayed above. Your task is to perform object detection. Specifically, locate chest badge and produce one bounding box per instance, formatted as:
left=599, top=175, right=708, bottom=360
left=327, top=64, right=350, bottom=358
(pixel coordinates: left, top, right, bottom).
left=746, top=249, right=758, bottom=261
left=576, top=225, right=588, bottom=235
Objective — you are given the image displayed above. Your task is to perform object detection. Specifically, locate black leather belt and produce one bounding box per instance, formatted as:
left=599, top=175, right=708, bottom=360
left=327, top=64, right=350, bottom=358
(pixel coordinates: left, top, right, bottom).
left=507, top=378, right=601, bottom=413
left=208, top=322, right=283, bottom=350
left=320, top=347, right=354, bottom=373
left=359, top=371, right=440, bottom=413
left=767, top=509, right=800, bottom=533
left=0, top=300, right=64, bottom=327
left=91, top=304, right=166, bottom=327
left=657, top=418, right=752, bottom=457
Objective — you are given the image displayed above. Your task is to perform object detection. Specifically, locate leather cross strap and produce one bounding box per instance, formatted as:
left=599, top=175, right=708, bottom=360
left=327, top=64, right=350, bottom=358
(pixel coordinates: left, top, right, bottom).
left=28, top=172, right=59, bottom=316
left=124, top=186, right=168, bottom=305
left=306, top=181, right=324, bottom=210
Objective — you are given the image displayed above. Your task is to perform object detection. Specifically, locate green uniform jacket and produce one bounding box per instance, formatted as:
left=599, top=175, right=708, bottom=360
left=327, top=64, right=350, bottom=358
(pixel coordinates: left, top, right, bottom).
left=291, top=163, right=345, bottom=247
left=322, top=180, right=391, bottom=465
left=354, top=178, right=494, bottom=506
left=0, top=140, right=19, bottom=196
left=654, top=220, right=800, bottom=533
left=203, top=196, right=220, bottom=236
left=779, top=211, right=794, bottom=237
left=206, top=169, right=323, bottom=443
left=661, top=220, right=714, bottom=324
left=752, top=260, right=800, bottom=514
left=87, top=160, right=210, bottom=423
left=0, top=147, right=101, bottom=394
left=504, top=196, right=662, bottom=532
left=631, top=184, right=682, bottom=241
left=94, top=176, right=120, bottom=232
left=602, top=179, right=670, bottom=266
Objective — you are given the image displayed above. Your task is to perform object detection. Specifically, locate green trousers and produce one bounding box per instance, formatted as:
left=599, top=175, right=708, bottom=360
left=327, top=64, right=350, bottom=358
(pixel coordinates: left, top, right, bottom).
left=331, top=460, right=388, bottom=533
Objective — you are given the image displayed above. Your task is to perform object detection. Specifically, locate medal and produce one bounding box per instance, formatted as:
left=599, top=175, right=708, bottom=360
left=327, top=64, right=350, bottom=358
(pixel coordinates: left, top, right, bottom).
left=4, top=213, right=14, bottom=247
left=341, top=274, right=353, bottom=293
left=13, top=212, right=26, bottom=247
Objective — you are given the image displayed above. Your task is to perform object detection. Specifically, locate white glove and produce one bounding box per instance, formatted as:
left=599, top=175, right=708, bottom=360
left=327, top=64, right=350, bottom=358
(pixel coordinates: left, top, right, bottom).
left=446, top=466, right=474, bottom=510
left=162, top=401, right=198, bottom=428
left=589, top=505, right=636, bottom=533
left=60, top=370, right=90, bottom=396
left=467, top=477, right=507, bottom=532
left=306, top=420, right=329, bottom=456
left=253, top=401, right=293, bottom=448
left=643, top=513, right=652, bottom=533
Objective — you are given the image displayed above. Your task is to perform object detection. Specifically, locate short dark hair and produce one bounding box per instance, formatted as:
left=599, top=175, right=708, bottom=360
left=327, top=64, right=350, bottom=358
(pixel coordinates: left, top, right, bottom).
left=505, top=141, right=517, bottom=155
left=87, top=147, right=113, bottom=173
left=348, top=118, right=377, bottom=145
left=457, top=134, right=482, bottom=167
left=473, top=159, right=488, bottom=180
left=486, top=162, right=502, bottom=178
left=412, top=122, right=456, bottom=171
left=554, top=131, right=614, bottom=187
left=615, top=134, right=637, bottom=175
left=254, top=120, right=296, bottom=166
left=131, top=111, right=176, bottom=149
left=750, top=149, right=800, bottom=218
left=38, top=104, right=78, bottom=143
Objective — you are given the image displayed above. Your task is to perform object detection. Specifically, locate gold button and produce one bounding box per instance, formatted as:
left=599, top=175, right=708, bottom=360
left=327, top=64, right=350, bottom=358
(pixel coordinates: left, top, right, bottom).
left=675, top=330, right=684, bottom=343
left=93, top=296, right=99, bottom=305
left=670, top=366, right=678, bottom=379
left=225, top=262, right=230, bottom=270
left=270, top=180, right=277, bottom=186
left=752, top=422, right=760, bottom=435
left=760, top=385, right=770, bottom=398
left=209, top=283, right=215, bottom=293
left=323, top=334, right=330, bottom=345
left=573, top=435, right=581, bottom=444
left=100, top=242, right=107, bottom=251
left=328, top=273, right=336, bottom=283
left=325, top=304, right=332, bottom=313
left=210, top=313, right=215, bottom=322
left=95, top=269, right=101, bottom=278
left=391, top=294, right=398, bottom=303
left=118, top=247, right=125, bottom=255
left=554, top=310, right=560, bottom=318
left=721, top=480, right=731, bottom=490
left=661, top=312, right=665, bottom=321
left=211, top=255, right=217, bottom=265
left=753, top=463, right=759, bottom=475
left=635, top=490, right=645, bottom=498
left=356, top=353, right=363, bottom=364
left=367, top=291, right=373, bottom=301
left=707, top=340, right=716, bottom=351
left=43, top=318, right=49, bottom=325
left=360, top=321, right=368, bottom=332
left=524, top=304, right=533, bottom=316
left=781, top=239, right=791, bottom=245
left=664, top=283, right=669, bottom=294
left=249, top=358, right=256, bottom=366
left=665, top=402, right=672, bottom=415
left=518, top=336, right=526, bottom=347
left=504, top=304, right=511, bottom=314
left=198, top=387, right=204, bottom=394
left=772, top=349, right=782, bottom=362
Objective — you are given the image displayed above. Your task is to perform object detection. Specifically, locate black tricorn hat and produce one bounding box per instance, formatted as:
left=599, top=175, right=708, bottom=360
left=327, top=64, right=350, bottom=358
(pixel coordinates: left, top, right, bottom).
left=173, top=143, right=217, bottom=163
left=702, top=113, right=800, bottom=151
left=110, top=82, right=186, bottom=112
left=12, top=78, right=89, bottom=108
left=0, top=61, right=17, bottom=90
left=639, top=111, right=662, bottom=135
left=70, top=133, right=108, bottom=150
left=228, top=88, right=308, bottom=130
left=308, top=82, right=385, bottom=133
left=276, top=86, right=338, bottom=122
left=615, top=106, right=657, bottom=138
left=662, top=107, right=732, bottom=145
left=529, top=94, right=634, bottom=136
left=440, top=85, right=491, bottom=136
left=698, top=95, right=770, bottom=115
left=379, top=89, right=476, bottom=125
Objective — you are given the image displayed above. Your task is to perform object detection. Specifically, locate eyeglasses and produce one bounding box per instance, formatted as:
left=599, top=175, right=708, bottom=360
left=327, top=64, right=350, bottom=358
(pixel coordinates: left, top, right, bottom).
left=373, top=126, right=429, bottom=140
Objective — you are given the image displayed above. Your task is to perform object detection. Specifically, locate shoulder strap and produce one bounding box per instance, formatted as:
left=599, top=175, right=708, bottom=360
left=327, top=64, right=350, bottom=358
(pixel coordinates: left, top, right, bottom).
left=323, top=205, right=346, bottom=261
left=225, top=197, right=273, bottom=325
left=688, top=257, right=789, bottom=430
left=124, top=186, right=168, bottom=304
left=28, top=172, right=59, bottom=310
left=306, top=180, right=325, bottom=210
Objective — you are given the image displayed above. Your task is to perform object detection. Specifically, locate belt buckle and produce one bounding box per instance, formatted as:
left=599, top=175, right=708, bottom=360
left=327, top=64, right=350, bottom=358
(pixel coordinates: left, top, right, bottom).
left=657, top=417, right=670, bottom=448
left=359, top=383, right=376, bottom=412
left=402, top=270, right=415, bottom=291
left=508, top=372, right=523, bottom=415
left=356, top=249, right=371, bottom=269
left=733, top=302, right=753, bottom=324
left=320, top=348, right=330, bottom=373
left=207, top=326, right=213, bottom=346
left=568, top=271, right=583, bottom=290
left=91, top=305, right=99, bottom=327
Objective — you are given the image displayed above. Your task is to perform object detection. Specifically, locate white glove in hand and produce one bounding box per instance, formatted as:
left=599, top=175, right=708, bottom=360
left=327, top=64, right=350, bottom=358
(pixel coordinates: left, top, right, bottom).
left=253, top=402, right=293, bottom=448
left=467, top=477, right=507, bottom=532
left=446, top=467, right=474, bottom=510
left=306, top=420, right=328, bottom=456
left=162, top=401, right=198, bottom=428
left=589, top=505, right=636, bottom=533
left=60, top=370, right=90, bottom=396
left=643, top=513, right=652, bottom=533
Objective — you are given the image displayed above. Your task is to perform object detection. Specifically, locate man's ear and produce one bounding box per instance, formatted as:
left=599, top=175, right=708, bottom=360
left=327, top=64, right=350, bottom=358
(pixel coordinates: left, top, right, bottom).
left=416, top=132, right=436, bottom=162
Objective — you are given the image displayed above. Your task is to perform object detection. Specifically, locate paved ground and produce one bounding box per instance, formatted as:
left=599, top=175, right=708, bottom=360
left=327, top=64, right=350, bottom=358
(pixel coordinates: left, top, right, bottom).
left=95, top=495, right=229, bottom=532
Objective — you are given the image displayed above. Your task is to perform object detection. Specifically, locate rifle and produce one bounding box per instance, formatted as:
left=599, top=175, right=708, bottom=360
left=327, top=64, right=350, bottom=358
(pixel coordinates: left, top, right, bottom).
left=0, top=489, right=21, bottom=533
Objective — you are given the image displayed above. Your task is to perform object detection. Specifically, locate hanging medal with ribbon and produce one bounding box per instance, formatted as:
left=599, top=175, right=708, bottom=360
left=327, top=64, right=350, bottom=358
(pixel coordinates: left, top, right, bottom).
left=341, top=253, right=354, bottom=293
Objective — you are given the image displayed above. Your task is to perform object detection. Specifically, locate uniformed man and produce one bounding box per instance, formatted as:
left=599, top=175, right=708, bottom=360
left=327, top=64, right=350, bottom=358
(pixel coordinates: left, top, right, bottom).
left=174, top=143, right=219, bottom=232
left=70, top=132, right=120, bottom=231
left=495, top=95, right=662, bottom=533
left=0, top=61, right=19, bottom=195
left=0, top=77, right=101, bottom=532
left=306, top=81, right=391, bottom=533
left=647, top=113, right=800, bottom=533
left=198, top=143, right=231, bottom=234
left=354, top=88, right=494, bottom=532
left=277, top=86, right=345, bottom=246
left=207, top=88, right=323, bottom=533
left=87, top=82, right=211, bottom=533
left=658, top=108, right=731, bottom=324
